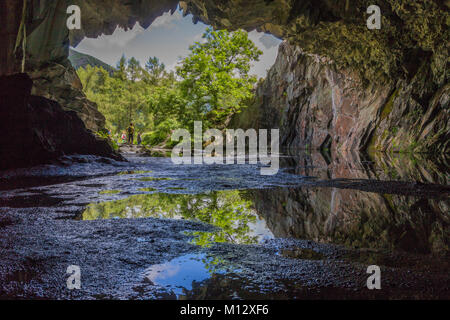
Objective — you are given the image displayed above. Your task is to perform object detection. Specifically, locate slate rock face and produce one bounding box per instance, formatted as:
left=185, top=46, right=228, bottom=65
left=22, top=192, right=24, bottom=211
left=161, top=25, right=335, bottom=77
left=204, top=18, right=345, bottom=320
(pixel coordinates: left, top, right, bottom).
left=0, top=74, right=124, bottom=170
left=250, top=186, right=449, bottom=256
left=29, top=62, right=107, bottom=132
left=233, top=42, right=449, bottom=154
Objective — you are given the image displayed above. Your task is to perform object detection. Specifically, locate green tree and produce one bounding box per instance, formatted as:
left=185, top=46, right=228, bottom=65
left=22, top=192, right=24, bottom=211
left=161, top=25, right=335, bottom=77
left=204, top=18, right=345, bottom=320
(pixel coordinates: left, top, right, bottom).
left=127, top=57, right=142, bottom=81
left=176, top=27, right=262, bottom=129
left=115, top=54, right=128, bottom=81
left=77, top=28, right=262, bottom=148
left=144, top=56, right=166, bottom=85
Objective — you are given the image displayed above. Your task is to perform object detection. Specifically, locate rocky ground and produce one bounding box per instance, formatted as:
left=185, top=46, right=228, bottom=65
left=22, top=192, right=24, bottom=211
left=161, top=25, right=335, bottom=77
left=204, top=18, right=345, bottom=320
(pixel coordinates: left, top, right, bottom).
left=1, top=207, right=448, bottom=300
left=0, top=152, right=448, bottom=300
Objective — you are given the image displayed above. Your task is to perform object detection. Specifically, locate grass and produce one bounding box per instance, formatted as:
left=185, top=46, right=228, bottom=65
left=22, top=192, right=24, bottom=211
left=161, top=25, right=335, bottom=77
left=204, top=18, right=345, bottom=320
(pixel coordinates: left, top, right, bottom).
left=138, top=188, right=158, bottom=192
left=99, top=190, right=121, bottom=195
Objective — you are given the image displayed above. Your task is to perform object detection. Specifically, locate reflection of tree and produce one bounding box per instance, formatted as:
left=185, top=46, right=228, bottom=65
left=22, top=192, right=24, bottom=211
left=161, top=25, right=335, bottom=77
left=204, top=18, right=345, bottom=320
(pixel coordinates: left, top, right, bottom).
left=200, top=255, right=228, bottom=275
left=83, top=191, right=258, bottom=245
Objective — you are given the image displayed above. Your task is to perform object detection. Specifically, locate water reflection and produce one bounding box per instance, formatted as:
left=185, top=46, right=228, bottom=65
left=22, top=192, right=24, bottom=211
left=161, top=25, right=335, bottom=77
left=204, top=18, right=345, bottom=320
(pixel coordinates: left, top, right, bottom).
left=274, top=150, right=450, bottom=256
left=143, top=254, right=235, bottom=298
left=281, top=149, right=449, bottom=185
left=83, top=190, right=274, bottom=246
left=83, top=186, right=448, bottom=256
left=82, top=151, right=449, bottom=256
left=249, top=187, right=449, bottom=256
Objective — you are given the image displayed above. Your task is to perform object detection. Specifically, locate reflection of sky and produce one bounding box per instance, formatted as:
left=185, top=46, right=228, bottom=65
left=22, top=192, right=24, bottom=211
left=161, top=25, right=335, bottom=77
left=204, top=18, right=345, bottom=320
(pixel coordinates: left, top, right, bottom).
left=247, top=213, right=274, bottom=242
left=144, top=254, right=212, bottom=296
left=73, top=7, right=281, bottom=78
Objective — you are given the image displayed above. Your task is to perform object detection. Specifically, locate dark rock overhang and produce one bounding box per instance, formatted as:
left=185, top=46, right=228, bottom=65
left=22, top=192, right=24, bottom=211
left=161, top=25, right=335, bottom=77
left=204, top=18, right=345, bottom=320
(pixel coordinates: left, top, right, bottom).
left=1, top=0, right=448, bottom=85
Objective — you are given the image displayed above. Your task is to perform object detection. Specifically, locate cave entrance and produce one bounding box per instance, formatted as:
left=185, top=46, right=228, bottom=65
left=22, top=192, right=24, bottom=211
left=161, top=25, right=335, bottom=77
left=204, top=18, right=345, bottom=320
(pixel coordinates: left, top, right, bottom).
left=69, top=6, right=281, bottom=147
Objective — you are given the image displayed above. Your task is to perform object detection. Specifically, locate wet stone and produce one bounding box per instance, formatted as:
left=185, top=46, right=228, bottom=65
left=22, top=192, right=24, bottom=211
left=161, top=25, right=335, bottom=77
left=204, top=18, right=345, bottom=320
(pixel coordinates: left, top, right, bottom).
left=0, top=153, right=448, bottom=299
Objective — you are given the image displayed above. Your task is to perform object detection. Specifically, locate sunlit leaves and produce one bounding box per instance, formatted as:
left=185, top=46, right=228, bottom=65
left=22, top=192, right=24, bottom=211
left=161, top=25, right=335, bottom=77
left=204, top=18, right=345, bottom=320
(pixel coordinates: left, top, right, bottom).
left=77, top=27, right=262, bottom=145
left=83, top=191, right=258, bottom=246
left=177, top=27, right=262, bottom=129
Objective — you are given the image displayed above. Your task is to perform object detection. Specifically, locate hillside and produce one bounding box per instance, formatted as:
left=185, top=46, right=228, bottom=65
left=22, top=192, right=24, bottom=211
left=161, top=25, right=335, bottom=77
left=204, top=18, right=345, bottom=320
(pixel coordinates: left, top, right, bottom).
left=69, top=49, right=115, bottom=75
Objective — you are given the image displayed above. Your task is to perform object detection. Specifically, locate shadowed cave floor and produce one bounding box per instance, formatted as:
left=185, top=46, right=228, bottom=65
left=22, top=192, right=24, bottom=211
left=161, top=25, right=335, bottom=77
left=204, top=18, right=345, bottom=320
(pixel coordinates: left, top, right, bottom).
left=0, top=152, right=448, bottom=299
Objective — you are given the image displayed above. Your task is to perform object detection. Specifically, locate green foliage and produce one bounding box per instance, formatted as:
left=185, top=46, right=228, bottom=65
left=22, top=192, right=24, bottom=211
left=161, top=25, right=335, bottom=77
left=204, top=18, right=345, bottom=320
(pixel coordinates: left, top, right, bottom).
left=77, top=28, right=262, bottom=148
left=95, top=130, right=119, bottom=151
left=176, top=27, right=262, bottom=129
left=83, top=190, right=259, bottom=247
left=77, top=60, right=172, bottom=137
left=144, top=57, right=167, bottom=85
left=142, top=118, right=181, bottom=147
left=390, top=126, right=399, bottom=135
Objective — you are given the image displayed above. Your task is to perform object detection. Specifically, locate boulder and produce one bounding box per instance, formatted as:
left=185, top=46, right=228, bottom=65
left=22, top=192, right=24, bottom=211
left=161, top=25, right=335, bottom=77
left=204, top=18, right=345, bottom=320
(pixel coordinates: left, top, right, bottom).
left=0, top=74, right=124, bottom=170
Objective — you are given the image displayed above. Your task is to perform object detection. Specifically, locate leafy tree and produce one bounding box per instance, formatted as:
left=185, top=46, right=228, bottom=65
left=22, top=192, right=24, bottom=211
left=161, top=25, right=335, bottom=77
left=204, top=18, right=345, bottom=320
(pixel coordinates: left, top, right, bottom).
left=77, top=28, right=262, bottom=147
left=144, top=57, right=166, bottom=85
left=83, top=191, right=259, bottom=246
left=115, top=54, right=128, bottom=81
left=127, top=57, right=142, bottom=81
left=147, top=84, right=186, bottom=126
left=176, top=27, right=262, bottom=129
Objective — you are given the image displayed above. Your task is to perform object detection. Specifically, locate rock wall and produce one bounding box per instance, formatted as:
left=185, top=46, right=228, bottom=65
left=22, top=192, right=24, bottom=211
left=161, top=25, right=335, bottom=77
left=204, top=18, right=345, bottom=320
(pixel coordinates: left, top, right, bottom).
left=3, top=1, right=448, bottom=84
left=182, top=0, right=449, bottom=86
left=0, top=0, right=448, bottom=148
left=0, top=0, right=24, bottom=75
left=29, top=62, right=106, bottom=132
left=0, top=74, right=123, bottom=170
left=0, top=0, right=178, bottom=132
left=234, top=42, right=449, bottom=154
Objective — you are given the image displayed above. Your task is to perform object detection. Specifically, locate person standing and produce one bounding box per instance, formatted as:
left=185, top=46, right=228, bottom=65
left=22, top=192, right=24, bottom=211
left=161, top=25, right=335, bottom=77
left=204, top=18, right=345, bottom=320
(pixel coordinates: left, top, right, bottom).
left=137, top=133, right=142, bottom=145
left=127, top=123, right=135, bottom=145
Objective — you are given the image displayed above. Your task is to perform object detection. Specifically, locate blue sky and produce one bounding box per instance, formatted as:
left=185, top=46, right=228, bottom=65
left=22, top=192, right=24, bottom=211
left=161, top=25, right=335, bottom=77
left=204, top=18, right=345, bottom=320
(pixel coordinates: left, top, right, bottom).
left=73, top=8, right=281, bottom=79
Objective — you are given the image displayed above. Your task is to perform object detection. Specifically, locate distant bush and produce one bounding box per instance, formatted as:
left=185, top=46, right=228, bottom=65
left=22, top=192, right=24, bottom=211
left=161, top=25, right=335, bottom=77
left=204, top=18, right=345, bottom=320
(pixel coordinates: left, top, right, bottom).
left=95, top=131, right=119, bottom=151
left=142, top=118, right=181, bottom=148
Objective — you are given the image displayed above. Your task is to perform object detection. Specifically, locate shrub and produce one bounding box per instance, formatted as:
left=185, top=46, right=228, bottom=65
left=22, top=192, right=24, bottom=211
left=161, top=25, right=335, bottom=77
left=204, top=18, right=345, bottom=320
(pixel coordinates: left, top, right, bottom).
left=142, top=118, right=181, bottom=148
left=95, top=131, right=119, bottom=151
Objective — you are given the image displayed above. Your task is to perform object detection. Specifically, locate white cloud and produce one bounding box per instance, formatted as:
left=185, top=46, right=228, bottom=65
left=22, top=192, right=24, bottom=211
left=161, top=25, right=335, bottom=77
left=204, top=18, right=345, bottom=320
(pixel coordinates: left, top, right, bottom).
left=74, top=11, right=281, bottom=79
left=192, top=33, right=205, bottom=43
left=166, top=61, right=180, bottom=73
left=259, top=33, right=281, bottom=49
left=82, top=23, right=146, bottom=49
left=248, top=30, right=281, bottom=78
left=150, top=10, right=183, bottom=29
